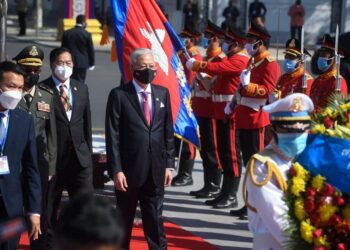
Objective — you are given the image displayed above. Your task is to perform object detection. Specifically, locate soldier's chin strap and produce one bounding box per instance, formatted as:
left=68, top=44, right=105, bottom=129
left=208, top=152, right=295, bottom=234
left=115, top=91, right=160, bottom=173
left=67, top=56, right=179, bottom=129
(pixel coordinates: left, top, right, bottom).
left=242, top=153, right=288, bottom=213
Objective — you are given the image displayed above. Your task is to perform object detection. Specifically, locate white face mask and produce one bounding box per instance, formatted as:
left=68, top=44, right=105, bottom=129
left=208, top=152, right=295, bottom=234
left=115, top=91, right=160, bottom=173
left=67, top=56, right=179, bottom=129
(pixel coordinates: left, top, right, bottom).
left=54, top=65, right=73, bottom=81
left=0, top=90, right=22, bottom=110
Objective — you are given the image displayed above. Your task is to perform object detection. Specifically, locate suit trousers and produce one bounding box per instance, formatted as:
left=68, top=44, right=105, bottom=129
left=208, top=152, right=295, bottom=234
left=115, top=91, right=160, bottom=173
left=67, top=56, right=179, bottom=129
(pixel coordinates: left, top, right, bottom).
left=48, top=147, right=93, bottom=247
left=116, top=172, right=167, bottom=250
left=17, top=11, right=26, bottom=35
left=0, top=199, right=20, bottom=250
left=72, top=68, right=87, bottom=83
left=197, top=117, right=221, bottom=170
left=216, top=119, right=242, bottom=177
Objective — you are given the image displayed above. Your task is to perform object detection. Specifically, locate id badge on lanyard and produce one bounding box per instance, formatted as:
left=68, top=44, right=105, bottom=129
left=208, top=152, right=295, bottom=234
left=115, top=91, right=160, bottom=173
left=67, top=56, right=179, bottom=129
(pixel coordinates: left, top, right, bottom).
left=0, top=116, right=10, bottom=175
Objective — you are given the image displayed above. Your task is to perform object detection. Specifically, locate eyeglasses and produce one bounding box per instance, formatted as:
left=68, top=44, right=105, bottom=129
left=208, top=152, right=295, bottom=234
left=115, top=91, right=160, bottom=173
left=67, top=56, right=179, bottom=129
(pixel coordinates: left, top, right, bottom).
left=55, top=60, right=73, bottom=67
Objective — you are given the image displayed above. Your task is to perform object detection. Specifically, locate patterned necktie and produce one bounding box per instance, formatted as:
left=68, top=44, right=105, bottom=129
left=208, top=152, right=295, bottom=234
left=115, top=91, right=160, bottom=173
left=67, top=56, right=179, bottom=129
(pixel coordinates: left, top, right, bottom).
left=24, top=94, right=32, bottom=109
left=141, top=91, right=151, bottom=125
left=59, top=83, right=70, bottom=112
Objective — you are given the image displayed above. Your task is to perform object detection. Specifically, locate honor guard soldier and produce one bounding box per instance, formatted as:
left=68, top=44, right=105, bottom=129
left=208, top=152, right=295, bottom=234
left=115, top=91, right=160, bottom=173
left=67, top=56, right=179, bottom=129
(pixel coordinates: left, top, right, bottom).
left=244, top=93, right=313, bottom=250
left=172, top=28, right=202, bottom=186
left=14, top=45, right=57, bottom=250
left=310, top=34, right=348, bottom=110
left=187, top=27, right=249, bottom=208
left=189, top=20, right=225, bottom=199
left=230, top=21, right=281, bottom=217
left=271, top=38, right=313, bottom=100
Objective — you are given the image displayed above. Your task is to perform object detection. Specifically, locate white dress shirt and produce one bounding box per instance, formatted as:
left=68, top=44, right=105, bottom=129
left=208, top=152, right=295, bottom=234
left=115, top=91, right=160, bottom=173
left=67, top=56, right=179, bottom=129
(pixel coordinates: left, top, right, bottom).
left=0, top=109, right=9, bottom=133
left=132, top=80, right=153, bottom=119
left=246, top=143, right=291, bottom=250
left=52, top=75, right=74, bottom=121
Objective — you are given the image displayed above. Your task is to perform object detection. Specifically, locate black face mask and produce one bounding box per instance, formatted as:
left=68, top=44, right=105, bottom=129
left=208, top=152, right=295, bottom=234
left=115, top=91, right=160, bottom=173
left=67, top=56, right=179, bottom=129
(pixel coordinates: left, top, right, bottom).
left=133, top=68, right=156, bottom=84
left=25, top=73, right=40, bottom=89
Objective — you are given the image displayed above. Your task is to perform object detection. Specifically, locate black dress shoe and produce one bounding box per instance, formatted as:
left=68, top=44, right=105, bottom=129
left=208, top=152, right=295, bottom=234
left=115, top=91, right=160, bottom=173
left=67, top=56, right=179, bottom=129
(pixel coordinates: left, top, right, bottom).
left=230, top=206, right=247, bottom=218
left=171, top=174, right=193, bottom=186
left=212, top=194, right=238, bottom=209
left=189, top=186, right=206, bottom=196
left=205, top=192, right=224, bottom=205
left=196, top=186, right=221, bottom=199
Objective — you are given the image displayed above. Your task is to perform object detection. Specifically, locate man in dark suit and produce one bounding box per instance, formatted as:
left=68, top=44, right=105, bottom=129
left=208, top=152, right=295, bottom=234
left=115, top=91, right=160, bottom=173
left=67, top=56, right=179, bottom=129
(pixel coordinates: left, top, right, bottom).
left=14, top=45, right=57, bottom=250
left=62, top=14, right=95, bottom=83
left=41, top=47, right=93, bottom=240
left=0, top=61, right=41, bottom=249
left=105, top=48, right=175, bottom=250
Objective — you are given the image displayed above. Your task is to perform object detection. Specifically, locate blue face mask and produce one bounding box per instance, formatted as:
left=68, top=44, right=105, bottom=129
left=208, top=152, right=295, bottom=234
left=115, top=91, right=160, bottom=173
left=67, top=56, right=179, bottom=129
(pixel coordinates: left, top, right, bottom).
left=277, top=132, right=308, bottom=158
left=317, top=57, right=331, bottom=72
left=222, top=42, right=231, bottom=54
left=283, top=59, right=298, bottom=73
left=245, top=42, right=258, bottom=56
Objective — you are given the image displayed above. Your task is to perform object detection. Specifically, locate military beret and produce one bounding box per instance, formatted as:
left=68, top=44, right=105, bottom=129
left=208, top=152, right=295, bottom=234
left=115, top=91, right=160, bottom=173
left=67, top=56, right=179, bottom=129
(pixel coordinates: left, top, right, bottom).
left=247, top=21, right=271, bottom=41
left=225, top=27, right=246, bottom=44
left=204, top=20, right=225, bottom=39
left=178, top=27, right=201, bottom=40
left=13, top=45, right=44, bottom=67
left=284, top=38, right=311, bottom=57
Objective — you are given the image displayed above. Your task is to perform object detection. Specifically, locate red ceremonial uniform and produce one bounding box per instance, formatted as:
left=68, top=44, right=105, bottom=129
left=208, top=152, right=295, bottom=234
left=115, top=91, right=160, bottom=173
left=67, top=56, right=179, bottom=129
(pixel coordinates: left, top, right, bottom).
left=277, top=67, right=314, bottom=97
left=191, top=48, right=225, bottom=118
left=196, top=50, right=249, bottom=120
left=180, top=46, right=202, bottom=87
left=310, top=69, right=348, bottom=110
left=235, top=51, right=281, bottom=129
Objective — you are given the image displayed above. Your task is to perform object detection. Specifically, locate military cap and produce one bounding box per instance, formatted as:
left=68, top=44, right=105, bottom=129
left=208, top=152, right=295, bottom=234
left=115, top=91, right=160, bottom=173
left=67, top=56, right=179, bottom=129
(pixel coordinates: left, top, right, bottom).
left=247, top=21, right=271, bottom=41
left=13, top=45, right=44, bottom=67
left=264, top=93, right=314, bottom=130
left=178, top=27, right=201, bottom=40
left=204, top=20, right=225, bottom=39
left=284, top=38, right=311, bottom=57
left=225, top=27, right=246, bottom=44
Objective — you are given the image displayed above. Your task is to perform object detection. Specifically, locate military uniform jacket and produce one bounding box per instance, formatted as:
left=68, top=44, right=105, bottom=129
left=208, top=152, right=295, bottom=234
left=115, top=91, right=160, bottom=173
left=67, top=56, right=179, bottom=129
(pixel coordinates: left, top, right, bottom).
left=198, top=51, right=249, bottom=120
left=191, top=48, right=225, bottom=118
left=180, top=46, right=202, bottom=87
left=310, top=69, right=348, bottom=110
left=17, top=84, right=57, bottom=176
left=235, top=51, right=281, bottom=129
left=277, top=67, right=313, bottom=98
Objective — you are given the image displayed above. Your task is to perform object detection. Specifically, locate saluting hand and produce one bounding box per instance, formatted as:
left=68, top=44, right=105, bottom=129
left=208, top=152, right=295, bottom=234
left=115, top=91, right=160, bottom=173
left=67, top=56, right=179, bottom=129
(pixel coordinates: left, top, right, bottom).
left=28, top=215, right=41, bottom=240
left=114, top=172, right=128, bottom=192
left=164, top=169, right=173, bottom=187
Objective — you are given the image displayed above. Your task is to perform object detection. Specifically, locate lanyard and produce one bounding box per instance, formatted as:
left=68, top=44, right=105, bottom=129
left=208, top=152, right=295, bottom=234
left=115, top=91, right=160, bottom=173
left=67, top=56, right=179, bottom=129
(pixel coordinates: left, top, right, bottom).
left=0, top=114, right=9, bottom=156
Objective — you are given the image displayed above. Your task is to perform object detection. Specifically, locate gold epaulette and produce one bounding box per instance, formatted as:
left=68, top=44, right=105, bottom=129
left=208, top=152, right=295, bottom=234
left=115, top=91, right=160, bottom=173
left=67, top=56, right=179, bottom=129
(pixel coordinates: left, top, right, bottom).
left=218, top=52, right=226, bottom=58
left=242, top=152, right=288, bottom=213
left=266, top=56, right=275, bottom=62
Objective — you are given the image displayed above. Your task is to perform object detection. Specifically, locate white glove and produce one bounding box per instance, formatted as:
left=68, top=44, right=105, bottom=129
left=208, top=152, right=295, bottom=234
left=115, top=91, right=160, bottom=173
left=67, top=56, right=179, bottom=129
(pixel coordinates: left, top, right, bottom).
left=240, top=69, right=251, bottom=87
left=186, top=58, right=196, bottom=70
left=89, top=65, right=95, bottom=71
left=224, top=102, right=233, bottom=115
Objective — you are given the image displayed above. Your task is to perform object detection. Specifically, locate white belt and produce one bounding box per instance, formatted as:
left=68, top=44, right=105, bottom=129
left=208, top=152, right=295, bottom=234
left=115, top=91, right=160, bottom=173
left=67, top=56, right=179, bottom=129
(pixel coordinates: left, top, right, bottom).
left=193, top=90, right=211, bottom=98
left=253, top=233, right=282, bottom=250
left=239, top=97, right=267, bottom=111
left=212, top=94, right=234, bottom=103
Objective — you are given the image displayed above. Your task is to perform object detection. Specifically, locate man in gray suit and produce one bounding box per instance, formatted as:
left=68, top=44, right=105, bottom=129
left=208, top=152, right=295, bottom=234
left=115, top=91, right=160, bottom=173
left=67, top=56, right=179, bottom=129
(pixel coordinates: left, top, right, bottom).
left=14, top=45, right=57, bottom=250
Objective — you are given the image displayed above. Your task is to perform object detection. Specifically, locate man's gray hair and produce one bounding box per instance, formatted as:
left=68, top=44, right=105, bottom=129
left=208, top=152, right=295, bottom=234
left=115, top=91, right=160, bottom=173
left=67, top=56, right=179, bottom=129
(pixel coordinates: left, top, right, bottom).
left=130, top=48, right=154, bottom=66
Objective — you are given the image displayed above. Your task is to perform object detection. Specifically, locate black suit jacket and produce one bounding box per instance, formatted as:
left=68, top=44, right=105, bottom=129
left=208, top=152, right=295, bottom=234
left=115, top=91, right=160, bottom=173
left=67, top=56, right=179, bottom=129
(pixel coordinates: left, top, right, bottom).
left=62, top=26, right=95, bottom=69
left=105, top=82, right=175, bottom=188
left=41, top=77, right=92, bottom=170
left=0, top=109, right=41, bottom=217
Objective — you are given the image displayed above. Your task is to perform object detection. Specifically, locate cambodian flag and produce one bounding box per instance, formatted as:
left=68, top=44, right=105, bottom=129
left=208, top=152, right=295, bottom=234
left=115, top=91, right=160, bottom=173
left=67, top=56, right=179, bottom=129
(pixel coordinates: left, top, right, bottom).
left=111, top=0, right=200, bottom=148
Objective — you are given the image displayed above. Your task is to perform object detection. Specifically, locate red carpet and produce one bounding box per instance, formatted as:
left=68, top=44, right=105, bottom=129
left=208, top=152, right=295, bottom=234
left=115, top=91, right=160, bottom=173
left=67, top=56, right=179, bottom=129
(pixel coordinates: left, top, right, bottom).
left=19, top=221, right=219, bottom=250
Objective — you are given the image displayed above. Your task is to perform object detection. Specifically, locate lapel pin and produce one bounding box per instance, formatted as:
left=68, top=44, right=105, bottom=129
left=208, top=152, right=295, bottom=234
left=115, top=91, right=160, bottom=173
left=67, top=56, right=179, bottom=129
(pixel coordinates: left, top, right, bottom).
left=38, top=91, right=42, bottom=97
left=74, top=86, right=77, bottom=91
left=156, top=98, right=159, bottom=101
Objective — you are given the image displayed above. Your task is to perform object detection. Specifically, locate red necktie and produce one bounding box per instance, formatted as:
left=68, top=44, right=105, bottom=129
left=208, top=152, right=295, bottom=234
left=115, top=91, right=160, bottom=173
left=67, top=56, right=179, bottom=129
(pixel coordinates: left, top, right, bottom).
left=141, top=91, right=151, bottom=125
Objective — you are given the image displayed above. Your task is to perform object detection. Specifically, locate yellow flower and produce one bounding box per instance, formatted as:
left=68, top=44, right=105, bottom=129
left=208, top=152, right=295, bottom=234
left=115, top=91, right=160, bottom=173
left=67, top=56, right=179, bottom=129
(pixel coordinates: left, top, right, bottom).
left=311, top=175, right=325, bottom=191
left=294, top=198, right=306, bottom=221
left=291, top=177, right=306, bottom=197
left=293, top=162, right=309, bottom=181
left=342, top=205, right=350, bottom=222
left=331, top=109, right=339, bottom=119
left=322, top=107, right=333, bottom=117
left=314, top=235, right=330, bottom=247
left=319, top=204, right=338, bottom=222
left=311, top=124, right=326, bottom=134
left=300, top=220, right=315, bottom=243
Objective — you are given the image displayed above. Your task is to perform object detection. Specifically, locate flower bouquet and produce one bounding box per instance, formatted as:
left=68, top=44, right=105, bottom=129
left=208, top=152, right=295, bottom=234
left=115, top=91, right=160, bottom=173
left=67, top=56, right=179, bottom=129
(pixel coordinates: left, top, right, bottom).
left=285, top=95, right=350, bottom=250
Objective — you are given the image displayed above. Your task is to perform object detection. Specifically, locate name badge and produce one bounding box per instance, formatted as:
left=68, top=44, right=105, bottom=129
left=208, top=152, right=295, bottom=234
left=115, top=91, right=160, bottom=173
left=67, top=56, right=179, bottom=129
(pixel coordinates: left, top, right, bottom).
left=0, top=156, right=10, bottom=175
